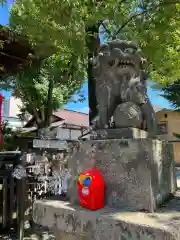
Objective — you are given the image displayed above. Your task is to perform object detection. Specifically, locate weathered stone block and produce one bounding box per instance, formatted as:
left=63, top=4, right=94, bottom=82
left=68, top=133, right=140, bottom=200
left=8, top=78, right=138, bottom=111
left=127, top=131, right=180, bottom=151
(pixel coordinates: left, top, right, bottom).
left=90, top=128, right=148, bottom=140
left=67, top=139, right=177, bottom=212
left=33, top=200, right=180, bottom=240
left=55, top=231, right=85, bottom=240
left=33, top=139, right=68, bottom=150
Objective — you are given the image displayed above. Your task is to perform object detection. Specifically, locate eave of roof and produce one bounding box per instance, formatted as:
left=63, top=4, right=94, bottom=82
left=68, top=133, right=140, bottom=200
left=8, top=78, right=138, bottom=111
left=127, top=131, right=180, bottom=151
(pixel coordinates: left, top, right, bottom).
left=156, top=108, right=176, bottom=113
left=24, top=109, right=89, bottom=128
left=0, top=25, right=34, bottom=76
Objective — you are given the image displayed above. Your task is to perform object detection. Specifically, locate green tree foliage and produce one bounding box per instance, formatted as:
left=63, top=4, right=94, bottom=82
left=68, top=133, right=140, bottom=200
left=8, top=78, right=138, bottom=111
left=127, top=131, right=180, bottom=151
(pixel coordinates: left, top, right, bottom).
left=101, top=3, right=180, bottom=84
left=0, top=1, right=86, bottom=128
left=9, top=0, right=180, bottom=85
left=8, top=54, right=85, bottom=129
left=0, top=120, right=19, bottom=151
left=8, top=0, right=180, bottom=123
left=0, top=0, right=5, bottom=5
left=161, top=79, right=180, bottom=110
left=173, top=133, right=180, bottom=139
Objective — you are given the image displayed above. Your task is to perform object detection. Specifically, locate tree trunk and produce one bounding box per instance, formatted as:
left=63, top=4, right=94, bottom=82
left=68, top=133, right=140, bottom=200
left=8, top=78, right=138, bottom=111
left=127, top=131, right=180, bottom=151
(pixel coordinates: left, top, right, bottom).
left=45, top=78, right=54, bottom=127
left=86, top=24, right=100, bottom=125
left=36, top=79, right=54, bottom=137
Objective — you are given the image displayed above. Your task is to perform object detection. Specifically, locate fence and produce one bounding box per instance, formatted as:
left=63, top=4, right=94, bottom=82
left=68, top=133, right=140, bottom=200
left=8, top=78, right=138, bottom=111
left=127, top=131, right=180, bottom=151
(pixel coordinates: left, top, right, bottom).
left=0, top=151, right=26, bottom=239
left=0, top=149, right=69, bottom=239
left=0, top=154, right=44, bottom=238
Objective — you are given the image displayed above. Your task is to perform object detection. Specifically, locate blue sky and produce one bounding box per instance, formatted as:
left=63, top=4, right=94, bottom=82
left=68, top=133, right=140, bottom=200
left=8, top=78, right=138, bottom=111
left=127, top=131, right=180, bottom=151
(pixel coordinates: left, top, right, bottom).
left=0, top=2, right=172, bottom=113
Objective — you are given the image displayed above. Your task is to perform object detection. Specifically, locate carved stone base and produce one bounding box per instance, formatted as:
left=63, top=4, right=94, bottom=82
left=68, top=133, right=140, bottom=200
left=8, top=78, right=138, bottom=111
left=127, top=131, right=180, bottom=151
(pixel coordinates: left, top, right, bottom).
left=68, top=139, right=177, bottom=212
left=90, top=128, right=148, bottom=140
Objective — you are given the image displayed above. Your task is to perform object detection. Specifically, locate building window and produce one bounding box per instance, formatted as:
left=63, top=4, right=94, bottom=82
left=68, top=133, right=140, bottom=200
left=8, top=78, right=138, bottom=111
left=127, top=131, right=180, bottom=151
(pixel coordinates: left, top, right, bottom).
left=158, top=121, right=168, bottom=134
left=164, top=113, right=168, bottom=118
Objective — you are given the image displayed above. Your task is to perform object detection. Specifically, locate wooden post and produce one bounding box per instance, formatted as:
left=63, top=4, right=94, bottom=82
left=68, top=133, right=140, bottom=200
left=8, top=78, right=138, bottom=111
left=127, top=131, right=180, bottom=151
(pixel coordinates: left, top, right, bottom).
left=9, top=176, right=14, bottom=226
left=16, top=179, right=20, bottom=227
left=2, top=177, right=8, bottom=229
left=17, top=178, right=26, bottom=240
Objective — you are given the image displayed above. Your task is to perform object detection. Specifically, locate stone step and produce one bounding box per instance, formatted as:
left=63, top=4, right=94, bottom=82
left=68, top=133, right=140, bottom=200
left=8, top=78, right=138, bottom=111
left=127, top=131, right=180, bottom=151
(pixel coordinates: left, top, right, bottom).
left=33, top=194, right=180, bottom=240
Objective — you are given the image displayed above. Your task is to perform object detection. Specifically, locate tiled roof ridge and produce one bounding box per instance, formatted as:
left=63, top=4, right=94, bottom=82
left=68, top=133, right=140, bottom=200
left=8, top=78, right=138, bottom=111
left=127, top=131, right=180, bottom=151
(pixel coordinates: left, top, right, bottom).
left=54, top=108, right=89, bottom=115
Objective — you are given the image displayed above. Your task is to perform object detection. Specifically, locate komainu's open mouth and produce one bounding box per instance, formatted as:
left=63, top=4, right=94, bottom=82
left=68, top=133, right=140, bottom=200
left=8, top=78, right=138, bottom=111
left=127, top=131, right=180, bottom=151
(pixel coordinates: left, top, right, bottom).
left=118, top=59, right=136, bottom=68
left=109, top=58, right=136, bottom=68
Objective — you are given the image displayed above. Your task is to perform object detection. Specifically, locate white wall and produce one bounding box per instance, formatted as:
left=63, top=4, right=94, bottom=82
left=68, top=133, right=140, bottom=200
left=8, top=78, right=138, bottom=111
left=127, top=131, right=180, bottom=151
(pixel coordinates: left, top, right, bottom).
left=2, top=97, right=26, bottom=129
left=57, top=127, right=82, bottom=140
left=9, top=97, right=22, bottom=117
left=57, top=128, right=70, bottom=140
left=70, top=129, right=82, bottom=140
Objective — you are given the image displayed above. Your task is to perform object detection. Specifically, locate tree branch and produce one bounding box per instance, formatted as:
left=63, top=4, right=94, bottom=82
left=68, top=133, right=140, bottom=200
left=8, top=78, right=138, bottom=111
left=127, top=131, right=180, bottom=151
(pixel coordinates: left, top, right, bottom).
left=113, top=10, right=148, bottom=38
left=26, top=95, right=41, bottom=125
left=101, top=22, right=114, bottom=39
left=99, top=0, right=128, bottom=38
left=113, top=1, right=179, bottom=39
left=0, top=51, right=28, bottom=62
left=119, top=0, right=127, bottom=5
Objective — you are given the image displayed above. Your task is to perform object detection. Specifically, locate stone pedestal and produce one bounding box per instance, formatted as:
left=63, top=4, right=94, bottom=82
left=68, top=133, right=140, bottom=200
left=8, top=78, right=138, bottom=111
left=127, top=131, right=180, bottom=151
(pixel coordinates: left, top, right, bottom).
left=68, top=138, right=177, bottom=212
left=32, top=137, right=178, bottom=240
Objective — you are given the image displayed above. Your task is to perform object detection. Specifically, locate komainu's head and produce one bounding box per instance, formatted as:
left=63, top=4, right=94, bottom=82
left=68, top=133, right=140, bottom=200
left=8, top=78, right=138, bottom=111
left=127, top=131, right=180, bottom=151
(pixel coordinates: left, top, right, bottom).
left=93, top=40, right=146, bottom=80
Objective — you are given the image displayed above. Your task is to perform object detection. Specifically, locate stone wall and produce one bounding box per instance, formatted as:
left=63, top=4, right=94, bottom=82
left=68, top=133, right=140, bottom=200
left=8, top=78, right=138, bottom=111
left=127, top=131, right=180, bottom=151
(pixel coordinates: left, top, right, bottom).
left=67, top=139, right=177, bottom=212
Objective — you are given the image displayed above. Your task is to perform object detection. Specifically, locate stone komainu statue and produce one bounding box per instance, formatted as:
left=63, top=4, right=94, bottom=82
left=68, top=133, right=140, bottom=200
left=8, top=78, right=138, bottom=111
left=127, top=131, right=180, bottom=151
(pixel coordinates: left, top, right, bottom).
left=92, top=40, right=158, bottom=135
